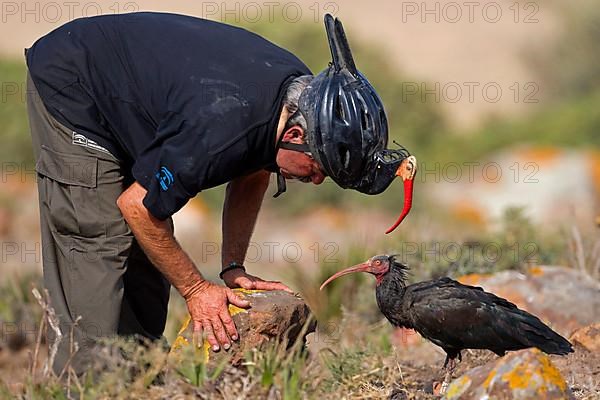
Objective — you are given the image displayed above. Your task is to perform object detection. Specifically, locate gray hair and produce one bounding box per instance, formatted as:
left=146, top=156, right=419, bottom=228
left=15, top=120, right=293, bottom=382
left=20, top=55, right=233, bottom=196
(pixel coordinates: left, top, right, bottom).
left=282, top=75, right=313, bottom=132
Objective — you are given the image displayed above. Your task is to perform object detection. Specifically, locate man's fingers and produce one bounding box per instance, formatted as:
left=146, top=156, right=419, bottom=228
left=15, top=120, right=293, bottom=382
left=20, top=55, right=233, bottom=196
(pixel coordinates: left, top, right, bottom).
left=192, top=320, right=203, bottom=348
left=220, top=309, right=239, bottom=341
left=253, top=280, right=294, bottom=293
left=227, top=289, right=251, bottom=308
left=211, top=318, right=231, bottom=349
left=239, top=278, right=256, bottom=290
left=202, top=320, right=220, bottom=351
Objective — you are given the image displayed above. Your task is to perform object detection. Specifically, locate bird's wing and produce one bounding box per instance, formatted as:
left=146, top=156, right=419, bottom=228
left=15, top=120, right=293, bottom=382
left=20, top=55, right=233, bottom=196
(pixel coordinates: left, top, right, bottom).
left=405, top=278, right=532, bottom=354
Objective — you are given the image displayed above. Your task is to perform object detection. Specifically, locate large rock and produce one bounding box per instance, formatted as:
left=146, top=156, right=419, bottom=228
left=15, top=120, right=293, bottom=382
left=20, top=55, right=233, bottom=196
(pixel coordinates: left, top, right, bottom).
left=444, top=349, right=573, bottom=400
left=569, top=322, right=600, bottom=352
left=458, top=266, right=600, bottom=335
left=170, top=289, right=314, bottom=366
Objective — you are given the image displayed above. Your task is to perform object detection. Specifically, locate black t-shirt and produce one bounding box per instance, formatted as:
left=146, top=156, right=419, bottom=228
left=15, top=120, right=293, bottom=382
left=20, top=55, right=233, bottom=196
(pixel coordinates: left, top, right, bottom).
left=26, top=12, right=311, bottom=219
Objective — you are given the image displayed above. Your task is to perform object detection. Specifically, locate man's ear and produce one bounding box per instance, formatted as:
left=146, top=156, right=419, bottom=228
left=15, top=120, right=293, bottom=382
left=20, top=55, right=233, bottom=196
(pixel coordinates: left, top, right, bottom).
left=281, top=126, right=305, bottom=143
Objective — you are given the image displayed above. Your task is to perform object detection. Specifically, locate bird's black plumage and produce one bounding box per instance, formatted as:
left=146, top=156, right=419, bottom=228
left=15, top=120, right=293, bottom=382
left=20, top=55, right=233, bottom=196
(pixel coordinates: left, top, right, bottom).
left=375, top=256, right=573, bottom=361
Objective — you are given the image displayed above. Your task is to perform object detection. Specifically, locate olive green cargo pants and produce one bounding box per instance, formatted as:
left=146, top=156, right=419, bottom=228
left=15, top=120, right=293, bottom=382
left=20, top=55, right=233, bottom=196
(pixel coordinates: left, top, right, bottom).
left=26, top=73, right=171, bottom=375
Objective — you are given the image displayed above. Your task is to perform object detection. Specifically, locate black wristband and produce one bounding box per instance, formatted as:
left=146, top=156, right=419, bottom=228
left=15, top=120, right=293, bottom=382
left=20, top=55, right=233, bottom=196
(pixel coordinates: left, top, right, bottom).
left=219, top=262, right=246, bottom=279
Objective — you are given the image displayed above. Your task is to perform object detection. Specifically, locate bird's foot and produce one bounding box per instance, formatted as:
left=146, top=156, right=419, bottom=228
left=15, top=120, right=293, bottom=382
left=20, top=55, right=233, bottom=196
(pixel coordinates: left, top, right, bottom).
left=432, top=378, right=452, bottom=396
left=439, top=380, right=450, bottom=395
left=439, top=370, right=453, bottom=395
left=435, top=359, right=457, bottom=396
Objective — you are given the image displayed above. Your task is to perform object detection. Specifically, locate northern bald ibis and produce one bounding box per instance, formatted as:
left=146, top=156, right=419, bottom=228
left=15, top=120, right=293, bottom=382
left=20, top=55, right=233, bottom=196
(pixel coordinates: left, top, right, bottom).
left=320, top=255, right=573, bottom=392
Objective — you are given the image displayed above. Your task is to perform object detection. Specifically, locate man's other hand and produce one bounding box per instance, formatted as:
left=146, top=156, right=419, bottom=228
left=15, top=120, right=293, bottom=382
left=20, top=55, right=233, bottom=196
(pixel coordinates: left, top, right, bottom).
left=184, top=281, right=250, bottom=352
left=221, top=269, right=293, bottom=293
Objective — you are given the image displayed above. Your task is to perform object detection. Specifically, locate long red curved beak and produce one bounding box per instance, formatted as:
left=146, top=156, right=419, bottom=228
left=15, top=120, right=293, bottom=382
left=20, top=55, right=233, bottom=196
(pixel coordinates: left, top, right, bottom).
left=385, top=156, right=417, bottom=234
left=319, top=262, right=370, bottom=290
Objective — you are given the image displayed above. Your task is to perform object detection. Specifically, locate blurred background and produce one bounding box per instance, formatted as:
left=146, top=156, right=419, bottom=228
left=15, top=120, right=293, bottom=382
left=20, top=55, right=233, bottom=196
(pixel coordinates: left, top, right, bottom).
left=1, top=0, right=599, bottom=397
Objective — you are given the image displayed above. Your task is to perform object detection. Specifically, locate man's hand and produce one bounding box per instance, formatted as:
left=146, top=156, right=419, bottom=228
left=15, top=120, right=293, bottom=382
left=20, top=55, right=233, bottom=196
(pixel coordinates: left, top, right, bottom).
left=184, top=280, right=250, bottom=351
left=221, top=268, right=293, bottom=293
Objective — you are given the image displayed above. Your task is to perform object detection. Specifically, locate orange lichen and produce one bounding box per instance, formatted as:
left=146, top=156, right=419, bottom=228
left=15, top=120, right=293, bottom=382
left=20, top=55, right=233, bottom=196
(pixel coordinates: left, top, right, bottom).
left=528, top=266, right=544, bottom=276
left=451, top=203, right=486, bottom=225
left=457, top=273, right=491, bottom=286
left=516, top=147, right=560, bottom=165
left=588, top=151, right=600, bottom=199
left=489, top=289, right=528, bottom=310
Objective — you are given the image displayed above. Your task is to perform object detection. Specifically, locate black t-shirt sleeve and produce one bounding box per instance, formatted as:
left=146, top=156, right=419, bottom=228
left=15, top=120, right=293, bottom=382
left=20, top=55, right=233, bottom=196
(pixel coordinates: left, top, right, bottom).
left=131, top=111, right=204, bottom=220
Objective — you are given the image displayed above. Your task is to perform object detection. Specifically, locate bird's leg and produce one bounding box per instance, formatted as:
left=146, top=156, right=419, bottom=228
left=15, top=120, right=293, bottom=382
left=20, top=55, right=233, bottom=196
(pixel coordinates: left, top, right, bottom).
left=439, top=353, right=460, bottom=395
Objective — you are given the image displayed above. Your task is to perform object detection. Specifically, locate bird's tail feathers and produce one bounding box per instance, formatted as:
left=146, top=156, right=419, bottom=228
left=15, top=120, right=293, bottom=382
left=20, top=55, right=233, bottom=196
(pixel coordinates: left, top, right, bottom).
left=512, top=310, right=573, bottom=355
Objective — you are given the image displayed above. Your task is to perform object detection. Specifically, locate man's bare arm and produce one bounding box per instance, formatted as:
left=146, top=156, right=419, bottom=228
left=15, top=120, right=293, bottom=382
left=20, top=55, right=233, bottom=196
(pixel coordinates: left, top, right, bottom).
left=221, top=171, right=292, bottom=292
left=221, top=170, right=271, bottom=266
left=117, top=182, right=249, bottom=350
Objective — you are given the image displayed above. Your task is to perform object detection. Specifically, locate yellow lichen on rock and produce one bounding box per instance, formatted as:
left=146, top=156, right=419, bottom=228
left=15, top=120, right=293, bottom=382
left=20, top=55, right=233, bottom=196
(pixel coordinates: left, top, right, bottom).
left=445, top=349, right=573, bottom=399
left=177, top=315, right=191, bottom=335
left=171, top=335, right=189, bottom=351
left=228, top=304, right=249, bottom=316
left=502, top=359, right=533, bottom=390
left=198, top=340, right=210, bottom=364
left=445, top=375, right=471, bottom=399
left=538, top=353, right=568, bottom=392
left=482, top=368, right=496, bottom=389
left=170, top=289, right=314, bottom=368
left=501, top=349, right=568, bottom=394
left=232, top=288, right=265, bottom=295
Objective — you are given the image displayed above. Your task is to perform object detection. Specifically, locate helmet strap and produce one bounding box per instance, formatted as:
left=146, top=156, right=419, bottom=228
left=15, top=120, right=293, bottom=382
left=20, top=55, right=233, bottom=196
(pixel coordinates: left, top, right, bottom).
left=271, top=138, right=311, bottom=198
left=278, top=142, right=311, bottom=153
left=273, top=172, right=287, bottom=198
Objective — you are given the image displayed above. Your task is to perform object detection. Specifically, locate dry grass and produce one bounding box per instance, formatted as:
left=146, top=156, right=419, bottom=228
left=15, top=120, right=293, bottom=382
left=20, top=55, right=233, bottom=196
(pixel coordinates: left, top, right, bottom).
left=1, top=217, right=600, bottom=399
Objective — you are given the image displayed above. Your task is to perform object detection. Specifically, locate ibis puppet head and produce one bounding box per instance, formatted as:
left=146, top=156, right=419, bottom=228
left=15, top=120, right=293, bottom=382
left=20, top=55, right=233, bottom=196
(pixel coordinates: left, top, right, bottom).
left=320, top=254, right=409, bottom=289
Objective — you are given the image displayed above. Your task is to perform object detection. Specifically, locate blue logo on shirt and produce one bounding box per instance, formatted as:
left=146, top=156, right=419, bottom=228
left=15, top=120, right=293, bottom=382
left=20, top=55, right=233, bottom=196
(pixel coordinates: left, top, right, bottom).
left=156, top=166, right=174, bottom=191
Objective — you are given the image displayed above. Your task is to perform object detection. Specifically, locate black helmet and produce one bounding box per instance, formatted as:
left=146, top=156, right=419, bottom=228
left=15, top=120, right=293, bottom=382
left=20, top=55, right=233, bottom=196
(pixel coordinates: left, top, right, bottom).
left=275, top=14, right=417, bottom=233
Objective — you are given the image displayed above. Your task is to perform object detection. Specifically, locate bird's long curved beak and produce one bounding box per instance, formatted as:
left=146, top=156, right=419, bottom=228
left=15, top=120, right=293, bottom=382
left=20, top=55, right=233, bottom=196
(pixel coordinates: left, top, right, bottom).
left=319, top=262, right=370, bottom=290
left=385, top=156, right=417, bottom=234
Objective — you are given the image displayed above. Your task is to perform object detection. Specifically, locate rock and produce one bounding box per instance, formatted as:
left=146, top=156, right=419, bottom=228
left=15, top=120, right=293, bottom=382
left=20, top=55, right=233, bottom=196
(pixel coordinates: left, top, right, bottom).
left=444, top=349, right=573, bottom=400
left=170, top=289, right=315, bottom=366
left=569, top=322, right=600, bottom=352
left=458, top=266, right=600, bottom=336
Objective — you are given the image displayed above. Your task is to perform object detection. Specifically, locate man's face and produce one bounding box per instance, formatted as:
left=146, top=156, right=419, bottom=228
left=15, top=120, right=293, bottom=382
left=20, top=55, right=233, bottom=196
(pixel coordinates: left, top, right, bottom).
left=276, top=149, right=326, bottom=184
left=275, top=126, right=325, bottom=185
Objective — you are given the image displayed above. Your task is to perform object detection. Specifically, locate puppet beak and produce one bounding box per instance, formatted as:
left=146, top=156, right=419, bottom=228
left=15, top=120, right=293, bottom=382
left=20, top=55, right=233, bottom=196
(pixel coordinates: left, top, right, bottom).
left=385, top=156, right=417, bottom=234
